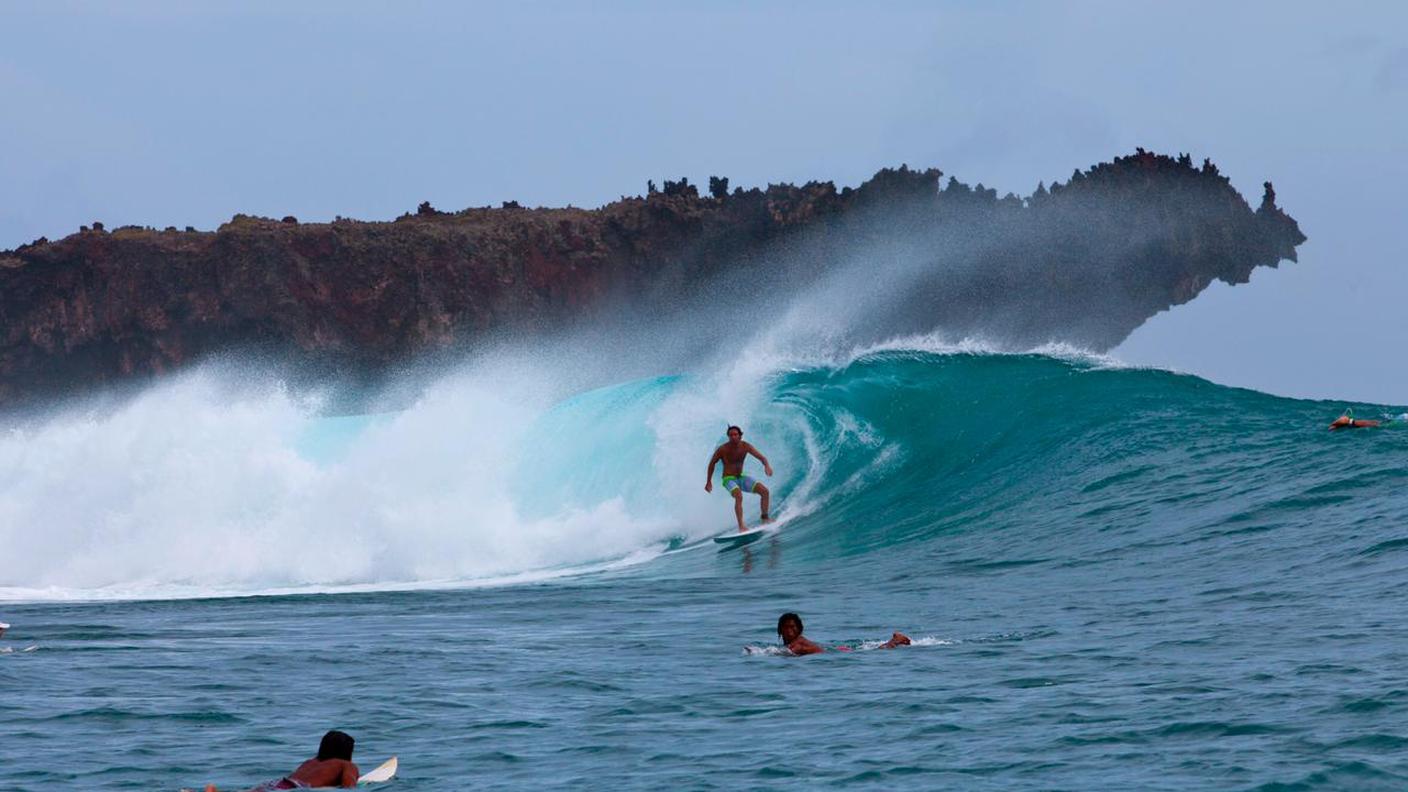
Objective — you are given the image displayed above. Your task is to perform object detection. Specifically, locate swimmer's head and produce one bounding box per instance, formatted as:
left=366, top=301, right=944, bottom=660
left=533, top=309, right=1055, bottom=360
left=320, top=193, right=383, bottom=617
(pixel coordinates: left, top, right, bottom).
left=317, top=730, right=355, bottom=761
left=777, top=612, right=803, bottom=644
left=727, top=425, right=742, bottom=441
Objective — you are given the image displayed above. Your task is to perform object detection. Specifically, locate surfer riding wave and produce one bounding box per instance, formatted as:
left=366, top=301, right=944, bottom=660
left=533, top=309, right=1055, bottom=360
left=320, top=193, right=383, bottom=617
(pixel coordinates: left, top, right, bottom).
left=705, top=425, right=774, bottom=532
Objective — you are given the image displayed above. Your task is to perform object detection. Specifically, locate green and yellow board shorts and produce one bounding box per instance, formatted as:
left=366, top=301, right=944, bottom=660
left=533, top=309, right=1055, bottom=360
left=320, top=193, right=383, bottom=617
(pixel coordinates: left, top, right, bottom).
left=721, top=474, right=760, bottom=495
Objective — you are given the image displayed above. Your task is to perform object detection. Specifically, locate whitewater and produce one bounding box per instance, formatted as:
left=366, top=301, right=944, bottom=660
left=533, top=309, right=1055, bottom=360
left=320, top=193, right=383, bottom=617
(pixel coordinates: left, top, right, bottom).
left=3, top=331, right=1408, bottom=789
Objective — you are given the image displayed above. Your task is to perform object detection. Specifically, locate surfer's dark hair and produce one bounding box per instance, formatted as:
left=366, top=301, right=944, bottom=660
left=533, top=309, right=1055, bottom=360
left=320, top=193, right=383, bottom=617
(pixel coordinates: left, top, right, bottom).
left=317, top=730, right=355, bottom=761
left=778, top=612, right=803, bottom=636
left=727, top=425, right=742, bottom=436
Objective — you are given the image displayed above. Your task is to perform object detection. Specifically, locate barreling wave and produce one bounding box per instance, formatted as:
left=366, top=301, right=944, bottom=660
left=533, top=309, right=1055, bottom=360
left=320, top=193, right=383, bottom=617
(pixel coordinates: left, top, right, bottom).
left=1, top=345, right=1404, bottom=601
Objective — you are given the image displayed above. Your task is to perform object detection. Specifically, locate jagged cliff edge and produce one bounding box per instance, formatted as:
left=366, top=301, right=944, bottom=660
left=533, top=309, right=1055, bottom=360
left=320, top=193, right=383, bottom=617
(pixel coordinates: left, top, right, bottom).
left=0, top=150, right=1305, bottom=405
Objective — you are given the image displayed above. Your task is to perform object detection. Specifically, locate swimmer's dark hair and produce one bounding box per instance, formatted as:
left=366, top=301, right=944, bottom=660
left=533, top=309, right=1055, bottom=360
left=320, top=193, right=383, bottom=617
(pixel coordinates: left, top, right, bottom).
left=317, top=730, right=355, bottom=762
left=727, top=425, right=743, bottom=436
left=778, top=612, right=803, bottom=636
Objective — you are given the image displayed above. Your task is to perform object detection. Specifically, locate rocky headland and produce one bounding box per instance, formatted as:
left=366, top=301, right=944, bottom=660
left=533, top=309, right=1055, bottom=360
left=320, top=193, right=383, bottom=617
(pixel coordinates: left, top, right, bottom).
left=0, top=150, right=1305, bottom=405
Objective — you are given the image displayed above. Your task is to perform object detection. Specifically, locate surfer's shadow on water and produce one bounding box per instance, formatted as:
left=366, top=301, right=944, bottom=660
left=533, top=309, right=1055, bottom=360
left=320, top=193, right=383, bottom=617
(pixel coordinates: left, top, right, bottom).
left=713, top=517, right=790, bottom=573
left=737, top=537, right=782, bottom=574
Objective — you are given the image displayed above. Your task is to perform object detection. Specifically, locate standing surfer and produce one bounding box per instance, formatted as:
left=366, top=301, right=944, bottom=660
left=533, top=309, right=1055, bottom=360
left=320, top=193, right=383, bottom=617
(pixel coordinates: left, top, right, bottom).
left=705, top=425, right=774, bottom=532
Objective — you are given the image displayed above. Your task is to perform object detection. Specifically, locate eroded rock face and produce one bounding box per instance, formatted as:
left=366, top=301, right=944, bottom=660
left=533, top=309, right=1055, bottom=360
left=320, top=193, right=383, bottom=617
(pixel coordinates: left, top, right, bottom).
left=0, top=150, right=1304, bottom=404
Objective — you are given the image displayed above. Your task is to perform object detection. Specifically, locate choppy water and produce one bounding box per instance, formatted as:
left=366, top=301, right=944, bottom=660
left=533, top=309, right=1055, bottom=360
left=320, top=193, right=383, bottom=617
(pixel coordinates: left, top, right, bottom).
left=4, top=349, right=1408, bottom=790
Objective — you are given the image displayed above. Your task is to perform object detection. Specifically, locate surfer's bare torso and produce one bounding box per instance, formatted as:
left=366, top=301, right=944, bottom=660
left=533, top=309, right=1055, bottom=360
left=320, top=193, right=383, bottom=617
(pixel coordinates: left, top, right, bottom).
left=286, top=758, right=359, bottom=788
left=713, top=440, right=757, bottom=477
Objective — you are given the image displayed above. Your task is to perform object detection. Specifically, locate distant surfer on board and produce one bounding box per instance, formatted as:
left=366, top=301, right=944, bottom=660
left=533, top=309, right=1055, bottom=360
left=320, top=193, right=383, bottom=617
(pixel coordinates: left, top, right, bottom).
left=1329, top=407, right=1408, bottom=430
left=776, top=613, right=911, bottom=656
left=705, top=425, right=774, bottom=532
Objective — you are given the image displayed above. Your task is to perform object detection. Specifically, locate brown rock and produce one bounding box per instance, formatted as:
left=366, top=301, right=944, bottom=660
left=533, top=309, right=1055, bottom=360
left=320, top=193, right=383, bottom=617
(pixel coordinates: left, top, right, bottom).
left=0, top=152, right=1305, bottom=405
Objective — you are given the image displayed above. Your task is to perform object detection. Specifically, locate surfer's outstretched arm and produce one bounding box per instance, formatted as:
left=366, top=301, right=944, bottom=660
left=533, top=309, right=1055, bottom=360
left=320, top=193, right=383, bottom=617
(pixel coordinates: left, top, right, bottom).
left=745, top=443, right=773, bottom=476
left=705, top=447, right=722, bottom=491
left=786, top=636, right=826, bottom=655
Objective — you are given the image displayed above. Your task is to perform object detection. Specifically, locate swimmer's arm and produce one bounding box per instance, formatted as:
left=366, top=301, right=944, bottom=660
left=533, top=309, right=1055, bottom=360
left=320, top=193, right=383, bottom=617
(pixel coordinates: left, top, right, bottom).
left=705, top=447, right=722, bottom=491
left=787, top=636, right=826, bottom=655
left=745, top=443, right=773, bottom=476
left=339, top=761, right=360, bottom=788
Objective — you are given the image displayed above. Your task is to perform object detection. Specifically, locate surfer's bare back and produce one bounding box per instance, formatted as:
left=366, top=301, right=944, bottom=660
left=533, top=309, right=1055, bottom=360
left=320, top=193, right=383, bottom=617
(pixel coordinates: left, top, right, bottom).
left=196, top=730, right=359, bottom=791
left=705, top=425, right=773, bottom=532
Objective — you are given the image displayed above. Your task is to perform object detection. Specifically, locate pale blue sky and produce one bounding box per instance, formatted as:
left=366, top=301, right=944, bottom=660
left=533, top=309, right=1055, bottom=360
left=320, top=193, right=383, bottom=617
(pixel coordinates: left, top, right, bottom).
left=2, top=2, right=1405, bottom=401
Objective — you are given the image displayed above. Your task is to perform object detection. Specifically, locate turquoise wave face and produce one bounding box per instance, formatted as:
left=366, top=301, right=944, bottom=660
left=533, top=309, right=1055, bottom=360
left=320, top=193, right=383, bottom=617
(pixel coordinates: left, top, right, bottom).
left=292, top=412, right=394, bottom=465
left=502, top=349, right=1408, bottom=573
left=511, top=375, right=683, bottom=522
left=7, top=348, right=1403, bottom=600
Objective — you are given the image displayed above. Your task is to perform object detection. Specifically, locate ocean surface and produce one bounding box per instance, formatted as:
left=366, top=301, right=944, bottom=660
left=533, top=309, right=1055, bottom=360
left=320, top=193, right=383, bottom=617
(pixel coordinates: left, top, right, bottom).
left=3, top=347, right=1408, bottom=790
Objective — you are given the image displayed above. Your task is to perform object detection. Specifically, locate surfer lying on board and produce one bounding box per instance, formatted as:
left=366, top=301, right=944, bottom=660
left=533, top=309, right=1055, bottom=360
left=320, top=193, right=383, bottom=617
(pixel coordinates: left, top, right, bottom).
left=777, top=612, right=911, bottom=656
left=1330, top=409, right=1408, bottom=430
left=199, top=730, right=359, bottom=791
left=705, top=425, right=774, bottom=532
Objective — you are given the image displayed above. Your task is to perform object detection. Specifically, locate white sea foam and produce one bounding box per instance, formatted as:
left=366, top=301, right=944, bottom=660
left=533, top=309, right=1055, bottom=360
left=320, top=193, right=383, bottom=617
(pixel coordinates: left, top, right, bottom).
left=0, top=363, right=709, bottom=602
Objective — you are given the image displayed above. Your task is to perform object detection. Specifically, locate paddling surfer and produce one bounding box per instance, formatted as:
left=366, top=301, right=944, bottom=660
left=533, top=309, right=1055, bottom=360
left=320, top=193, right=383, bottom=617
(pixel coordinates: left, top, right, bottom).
left=705, top=425, right=774, bottom=532
left=776, top=612, right=911, bottom=656
left=777, top=612, right=827, bottom=655
left=1330, top=414, right=1380, bottom=430
left=1330, top=408, right=1408, bottom=430
left=198, top=730, right=359, bottom=791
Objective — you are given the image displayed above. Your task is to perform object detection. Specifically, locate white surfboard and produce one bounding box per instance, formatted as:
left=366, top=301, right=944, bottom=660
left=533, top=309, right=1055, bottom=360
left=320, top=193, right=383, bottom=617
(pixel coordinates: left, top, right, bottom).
left=358, top=756, right=397, bottom=784
left=713, top=527, right=769, bottom=549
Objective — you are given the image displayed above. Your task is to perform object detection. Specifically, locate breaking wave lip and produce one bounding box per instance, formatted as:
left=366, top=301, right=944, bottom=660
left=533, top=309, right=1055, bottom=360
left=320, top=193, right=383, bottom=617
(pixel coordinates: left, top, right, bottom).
left=749, top=331, right=1156, bottom=377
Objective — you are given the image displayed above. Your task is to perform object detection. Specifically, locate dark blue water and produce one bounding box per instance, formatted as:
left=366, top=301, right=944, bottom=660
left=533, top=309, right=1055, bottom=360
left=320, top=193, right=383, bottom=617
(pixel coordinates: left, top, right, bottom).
left=3, top=352, right=1408, bottom=789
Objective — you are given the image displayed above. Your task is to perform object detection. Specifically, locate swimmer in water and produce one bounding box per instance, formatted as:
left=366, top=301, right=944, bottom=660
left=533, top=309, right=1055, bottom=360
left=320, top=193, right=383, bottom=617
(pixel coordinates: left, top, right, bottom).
left=776, top=612, right=911, bottom=656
